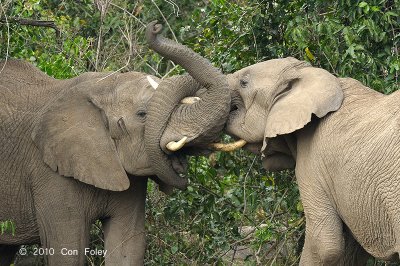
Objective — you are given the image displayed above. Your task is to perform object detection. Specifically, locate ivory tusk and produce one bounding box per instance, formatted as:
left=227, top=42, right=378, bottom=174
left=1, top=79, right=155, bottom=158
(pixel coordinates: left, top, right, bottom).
left=146, top=75, right=159, bottom=89
left=166, top=136, right=188, bottom=151
left=208, top=139, right=247, bottom=152
left=181, top=96, right=201, bottom=104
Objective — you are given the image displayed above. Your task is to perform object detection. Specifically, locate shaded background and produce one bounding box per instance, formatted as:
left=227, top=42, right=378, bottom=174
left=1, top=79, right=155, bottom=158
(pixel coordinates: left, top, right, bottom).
left=0, top=0, right=399, bottom=265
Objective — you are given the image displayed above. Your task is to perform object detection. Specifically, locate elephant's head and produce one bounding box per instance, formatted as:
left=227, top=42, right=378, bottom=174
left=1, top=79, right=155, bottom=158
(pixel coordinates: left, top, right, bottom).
left=30, top=21, right=235, bottom=192
left=31, top=71, right=166, bottom=191
left=225, top=57, right=344, bottom=170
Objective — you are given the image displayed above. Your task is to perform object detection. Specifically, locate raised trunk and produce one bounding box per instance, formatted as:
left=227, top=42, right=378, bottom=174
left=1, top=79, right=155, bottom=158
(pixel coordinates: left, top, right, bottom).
left=144, top=21, right=231, bottom=189
left=145, top=76, right=199, bottom=189
left=146, top=21, right=230, bottom=145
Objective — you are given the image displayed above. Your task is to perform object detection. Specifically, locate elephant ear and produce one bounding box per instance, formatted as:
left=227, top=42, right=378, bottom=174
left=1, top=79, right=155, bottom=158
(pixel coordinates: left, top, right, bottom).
left=261, top=65, right=343, bottom=154
left=32, top=79, right=130, bottom=191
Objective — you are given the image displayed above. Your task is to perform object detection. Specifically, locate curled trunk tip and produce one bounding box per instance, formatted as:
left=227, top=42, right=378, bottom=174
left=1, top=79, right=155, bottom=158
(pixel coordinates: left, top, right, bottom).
left=146, top=21, right=163, bottom=44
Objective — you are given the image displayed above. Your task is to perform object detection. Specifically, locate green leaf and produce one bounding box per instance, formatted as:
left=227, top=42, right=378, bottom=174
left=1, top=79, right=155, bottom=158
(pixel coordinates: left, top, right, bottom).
left=385, top=11, right=398, bottom=17
left=296, top=201, right=304, bottom=212
left=171, top=246, right=178, bottom=254
left=371, top=6, right=380, bottom=12
left=358, top=1, right=368, bottom=8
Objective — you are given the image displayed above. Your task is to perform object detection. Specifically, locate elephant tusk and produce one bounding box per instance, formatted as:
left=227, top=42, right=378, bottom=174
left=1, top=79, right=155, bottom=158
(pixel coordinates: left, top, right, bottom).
left=181, top=96, right=201, bottom=104
left=166, top=136, right=188, bottom=151
left=147, top=75, right=159, bottom=89
left=208, top=139, right=247, bottom=152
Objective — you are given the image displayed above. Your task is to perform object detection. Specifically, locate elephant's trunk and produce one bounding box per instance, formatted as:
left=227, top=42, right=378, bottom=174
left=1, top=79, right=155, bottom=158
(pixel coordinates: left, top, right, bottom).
left=144, top=21, right=231, bottom=189
left=145, top=76, right=199, bottom=189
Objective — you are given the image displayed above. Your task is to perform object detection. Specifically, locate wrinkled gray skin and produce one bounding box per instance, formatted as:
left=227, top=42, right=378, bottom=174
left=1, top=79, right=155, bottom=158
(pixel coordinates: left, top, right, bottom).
left=225, top=57, right=400, bottom=264
left=0, top=24, right=229, bottom=265
left=145, top=21, right=230, bottom=189
left=0, top=61, right=153, bottom=266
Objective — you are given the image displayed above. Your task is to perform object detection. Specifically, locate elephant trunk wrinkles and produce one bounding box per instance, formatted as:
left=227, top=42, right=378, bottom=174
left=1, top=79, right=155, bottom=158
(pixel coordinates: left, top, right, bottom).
left=146, top=21, right=230, bottom=143
left=144, top=21, right=231, bottom=189
left=145, top=76, right=199, bottom=189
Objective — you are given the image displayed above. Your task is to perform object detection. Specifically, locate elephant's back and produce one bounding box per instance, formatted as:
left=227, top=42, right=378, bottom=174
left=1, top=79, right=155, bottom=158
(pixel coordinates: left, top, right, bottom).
left=0, top=60, right=62, bottom=134
left=1, top=60, right=58, bottom=114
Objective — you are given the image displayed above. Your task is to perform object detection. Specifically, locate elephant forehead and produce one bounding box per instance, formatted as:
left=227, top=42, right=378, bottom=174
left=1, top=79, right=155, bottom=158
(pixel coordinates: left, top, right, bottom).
left=115, top=76, right=154, bottom=103
left=241, top=57, right=302, bottom=79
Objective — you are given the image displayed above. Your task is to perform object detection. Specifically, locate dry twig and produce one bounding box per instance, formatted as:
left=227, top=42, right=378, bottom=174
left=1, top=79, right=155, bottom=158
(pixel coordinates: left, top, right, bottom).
left=0, top=17, right=60, bottom=38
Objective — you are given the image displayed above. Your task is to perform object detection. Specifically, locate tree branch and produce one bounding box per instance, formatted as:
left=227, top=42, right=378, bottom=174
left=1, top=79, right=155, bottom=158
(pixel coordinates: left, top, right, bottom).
left=0, top=17, right=60, bottom=38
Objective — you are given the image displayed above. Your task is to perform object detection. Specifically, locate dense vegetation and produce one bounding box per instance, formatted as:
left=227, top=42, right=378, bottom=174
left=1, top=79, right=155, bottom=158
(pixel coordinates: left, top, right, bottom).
left=1, top=0, right=399, bottom=265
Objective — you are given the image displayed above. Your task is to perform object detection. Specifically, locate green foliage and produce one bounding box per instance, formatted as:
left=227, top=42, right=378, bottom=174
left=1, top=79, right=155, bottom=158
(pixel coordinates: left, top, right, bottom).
left=146, top=151, right=303, bottom=264
left=283, top=0, right=400, bottom=93
left=1, top=0, right=94, bottom=78
left=0, top=220, right=15, bottom=236
left=87, top=221, right=105, bottom=266
left=1, top=0, right=399, bottom=265
left=184, top=1, right=263, bottom=72
left=183, top=0, right=399, bottom=94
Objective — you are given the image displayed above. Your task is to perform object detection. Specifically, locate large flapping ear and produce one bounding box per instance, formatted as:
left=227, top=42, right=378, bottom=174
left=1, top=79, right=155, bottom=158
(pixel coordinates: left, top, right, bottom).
left=261, top=64, right=343, bottom=155
left=32, top=78, right=130, bottom=191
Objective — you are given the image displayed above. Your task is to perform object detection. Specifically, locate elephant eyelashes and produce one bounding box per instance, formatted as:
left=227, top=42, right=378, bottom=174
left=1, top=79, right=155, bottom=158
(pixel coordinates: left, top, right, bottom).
left=137, top=110, right=146, bottom=117
left=136, top=110, right=147, bottom=121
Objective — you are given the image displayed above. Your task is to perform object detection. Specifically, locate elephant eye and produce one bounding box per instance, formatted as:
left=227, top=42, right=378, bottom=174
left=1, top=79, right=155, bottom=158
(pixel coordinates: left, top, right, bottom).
left=136, top=110, right=147, bottom=119
left=240, top=79, right=249, bottom=88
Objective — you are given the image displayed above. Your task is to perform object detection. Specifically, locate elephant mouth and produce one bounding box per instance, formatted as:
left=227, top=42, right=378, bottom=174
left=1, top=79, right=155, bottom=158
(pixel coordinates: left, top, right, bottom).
left=230, top=102, right=239, bottom=113
left=226, top=96, right=245, bottom=132
left=242, top=142, right=263, bottom=154
left=166, top=142, right=215, bottom=178
left=228, top=100, right=240, bottom=118
left=171, top=153, right=189, bottom=175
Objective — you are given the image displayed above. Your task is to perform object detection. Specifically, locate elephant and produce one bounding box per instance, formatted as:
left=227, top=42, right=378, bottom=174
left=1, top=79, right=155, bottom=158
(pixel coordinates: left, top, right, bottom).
left=220, top=57, right=400, bottom=264
left=145, top=26, right=376, bottom=264
left=0, top=21, right=235, bottom=266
